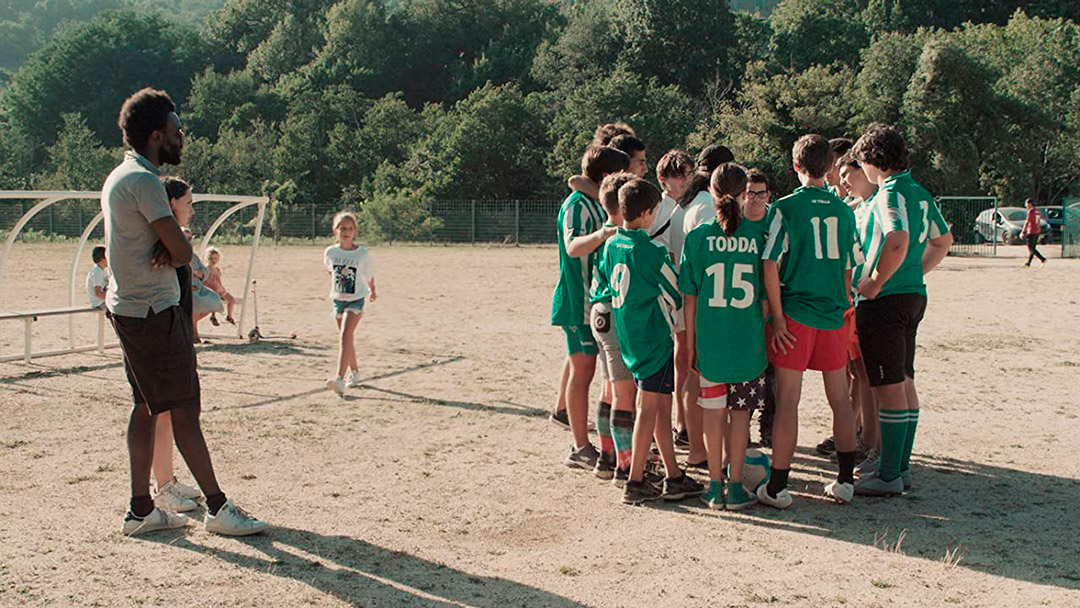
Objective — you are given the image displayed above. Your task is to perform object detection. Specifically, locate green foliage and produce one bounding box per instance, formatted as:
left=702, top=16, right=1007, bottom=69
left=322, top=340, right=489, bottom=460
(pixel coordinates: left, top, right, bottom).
left=36, top=112, right=119, bottom=190
left=356, top=189, right=443, bottom=242
left=769, top=0, right=868, bottom=71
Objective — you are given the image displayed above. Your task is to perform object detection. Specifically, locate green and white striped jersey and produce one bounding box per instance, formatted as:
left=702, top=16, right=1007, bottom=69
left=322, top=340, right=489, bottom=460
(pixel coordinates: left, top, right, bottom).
left=852, top=171, right=948, bottom=300
left=551, top=191, right=605, bottom=327
left=762, top=186, right=863, bottom=330
left=598, top=228, right=682, bottom=379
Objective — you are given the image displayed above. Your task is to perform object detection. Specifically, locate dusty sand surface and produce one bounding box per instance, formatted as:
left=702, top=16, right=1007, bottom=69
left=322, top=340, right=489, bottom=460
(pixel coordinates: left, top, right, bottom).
left=1, top=242, right=1078, bottom=608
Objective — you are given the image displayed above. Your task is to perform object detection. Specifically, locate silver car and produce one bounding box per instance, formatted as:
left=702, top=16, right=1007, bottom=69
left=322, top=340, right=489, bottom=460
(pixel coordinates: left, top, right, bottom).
left=973, top=207, right=1050, bottom=244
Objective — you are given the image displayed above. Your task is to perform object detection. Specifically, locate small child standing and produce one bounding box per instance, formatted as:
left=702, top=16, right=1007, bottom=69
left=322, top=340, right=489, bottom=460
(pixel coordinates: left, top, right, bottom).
left=324, top=211, right=376, bottom=395
left=86, top=245, right=109, bottom=309
left=680, top=163, right=769, bottom=510
left=601, top=177, right=703, bottom=505
left=203, top=247, right=236, bottom=326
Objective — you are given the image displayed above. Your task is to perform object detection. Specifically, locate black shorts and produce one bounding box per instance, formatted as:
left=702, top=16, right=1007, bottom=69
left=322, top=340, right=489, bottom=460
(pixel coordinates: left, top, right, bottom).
left=111, top=305, right=200, bottom=414
left=635, top=355, right=675, bottom=395
left=856, top=293, right=927, bottom=387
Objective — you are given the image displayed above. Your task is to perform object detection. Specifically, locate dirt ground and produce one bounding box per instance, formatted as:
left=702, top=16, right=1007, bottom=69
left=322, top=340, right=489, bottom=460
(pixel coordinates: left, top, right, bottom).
left=1, top=242, right=1078, bottom=608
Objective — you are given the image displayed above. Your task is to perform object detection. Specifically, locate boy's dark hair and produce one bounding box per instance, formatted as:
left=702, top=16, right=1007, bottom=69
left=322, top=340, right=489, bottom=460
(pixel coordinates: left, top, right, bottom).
left=747, top=168, right=769, bottom=188
left=829, top=138, right=854, bottom=165
left=609, top=134, right=645, bottom=157
left=838, top=150, right=861, bottom=169
left=710, top=163, right=749, bottom=235
left=852, top=124, right=910, bottom=172
left=679, top=144, right=736, bottom=206
left=91, top=245, right=106, bottom=263
left=591, top=122, right=635, bottom=147
left=161, top=176, right=191, bottom=201
left=619, top=178, right=662, bottom=222
left=792, top=134, right=832, bottom=179
left=582, top=145, right=630, bottom=184
left=599, top=172, right=637, bottom=216
left=656, top=149, right=693, bottom=180
left=118, top=88, right=176, bottom=152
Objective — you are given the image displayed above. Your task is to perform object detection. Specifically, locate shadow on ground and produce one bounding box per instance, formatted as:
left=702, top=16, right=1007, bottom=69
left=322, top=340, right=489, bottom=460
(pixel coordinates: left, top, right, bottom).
left=149, top=526, right=586, bottom=607
left=668, top=445, right=1080, bottom=590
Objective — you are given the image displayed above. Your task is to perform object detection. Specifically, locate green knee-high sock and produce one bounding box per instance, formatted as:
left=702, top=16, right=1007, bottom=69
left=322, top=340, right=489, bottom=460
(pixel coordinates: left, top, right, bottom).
left=611, top=409, right=634, bottom=470
left=900, top=409, right=919, bottom=473
left=596, top=401, right=613, bottom=453
left=877, top=409, right=908, bottom=483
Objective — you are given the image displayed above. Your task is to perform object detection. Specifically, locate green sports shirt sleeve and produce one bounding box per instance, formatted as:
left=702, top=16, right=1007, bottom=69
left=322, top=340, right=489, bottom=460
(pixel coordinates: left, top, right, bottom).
left=551, top=192, right=604, bottom=326
left=869, top=172, right=949, bottom=299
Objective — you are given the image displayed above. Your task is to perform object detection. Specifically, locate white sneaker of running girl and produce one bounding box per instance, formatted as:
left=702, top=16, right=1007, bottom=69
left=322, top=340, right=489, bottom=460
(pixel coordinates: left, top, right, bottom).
left=346, top=371, right=363, bottom=388
left=326, top=377, right=345, bottom=395
left=205, top=500, right=269, bottom=536
left=122, top=508, right=189, bottom=536
left=154, top=481, right=199, bottom=513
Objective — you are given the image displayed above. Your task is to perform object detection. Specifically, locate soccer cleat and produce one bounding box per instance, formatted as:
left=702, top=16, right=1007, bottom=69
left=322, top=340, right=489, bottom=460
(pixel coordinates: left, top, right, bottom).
left=594, top=451, right=615, bottom=480
left=345, top=370, right=363, bottom=389
left=824, top=481, right=855, bottom=505
left=673, top=428, right=690, bottom=448
left=661, top=471, right=704, bottom=501
left=854, top=474, right=904, bottom=497
left=326, top=377, right=345, bottom=395
left=155, top=481, right=199, bottom=513
left=122, top=508, right=189, bottom=536
left=204, top=500, right=269, bottom=536
left=700, top=480, right=724, bottom=510
left=622, top=480, right=661, bottom=505
left=725, top=480, right=758, bottom=511
left=549, top=409, right=570, bottom=430
left=166, top=477, right=203, bottom=501
left=900, top=469, right=914, bottom=491
left=564, top=443, right=600, bottom=470
left=756, top=484, right=793, bottom=510
left=815, top=435, right=836, bottom=456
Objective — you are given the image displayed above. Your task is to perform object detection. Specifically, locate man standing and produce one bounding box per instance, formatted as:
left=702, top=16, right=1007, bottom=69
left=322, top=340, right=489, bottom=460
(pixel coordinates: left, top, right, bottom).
left=104, top=87, right=267, bottom=536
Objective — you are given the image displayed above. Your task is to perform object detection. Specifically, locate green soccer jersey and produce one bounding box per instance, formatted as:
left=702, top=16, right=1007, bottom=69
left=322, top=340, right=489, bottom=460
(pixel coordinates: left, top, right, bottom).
left=762, top=186, right=863, bottom=330
left=853, top=171, right=948, bottom=299
left=551, top=191, right=606, bottom=326
left=599, top=228, right=682, bottom=379
left=679, top=218, right=768, bottom=384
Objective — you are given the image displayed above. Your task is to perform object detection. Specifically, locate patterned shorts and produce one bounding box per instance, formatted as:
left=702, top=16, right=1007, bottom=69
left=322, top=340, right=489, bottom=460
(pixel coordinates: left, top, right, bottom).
left=698, top=370, right=768, bottom=411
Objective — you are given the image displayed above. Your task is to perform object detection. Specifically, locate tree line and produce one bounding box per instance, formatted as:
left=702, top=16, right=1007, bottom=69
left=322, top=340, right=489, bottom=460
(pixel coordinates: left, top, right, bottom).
left=1, top=0, right=1079, bottom=240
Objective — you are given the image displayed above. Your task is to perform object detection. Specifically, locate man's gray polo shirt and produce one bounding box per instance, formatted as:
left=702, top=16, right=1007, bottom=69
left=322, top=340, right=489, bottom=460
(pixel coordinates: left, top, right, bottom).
left=102, top=151, right=179, bottom=318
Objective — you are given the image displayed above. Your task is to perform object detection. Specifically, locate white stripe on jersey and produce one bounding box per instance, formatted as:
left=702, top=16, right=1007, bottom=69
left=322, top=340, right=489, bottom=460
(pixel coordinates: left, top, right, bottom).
left=762, top=208, right=786, bottom=259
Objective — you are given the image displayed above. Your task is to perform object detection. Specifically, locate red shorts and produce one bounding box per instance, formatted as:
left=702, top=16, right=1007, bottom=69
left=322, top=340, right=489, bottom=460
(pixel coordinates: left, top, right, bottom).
left=768, top=314, right=848, bottom=372
left=844, top=307, right=861, bottom=361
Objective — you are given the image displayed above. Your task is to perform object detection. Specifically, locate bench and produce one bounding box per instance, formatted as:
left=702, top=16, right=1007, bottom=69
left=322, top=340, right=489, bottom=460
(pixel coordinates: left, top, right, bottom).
left=0, top=306, right=114, bottom=363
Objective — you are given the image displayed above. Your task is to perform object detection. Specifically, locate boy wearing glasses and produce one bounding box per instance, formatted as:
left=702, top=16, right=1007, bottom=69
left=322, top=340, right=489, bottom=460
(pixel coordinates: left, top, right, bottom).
left=745, top=169, right=777, bottom=447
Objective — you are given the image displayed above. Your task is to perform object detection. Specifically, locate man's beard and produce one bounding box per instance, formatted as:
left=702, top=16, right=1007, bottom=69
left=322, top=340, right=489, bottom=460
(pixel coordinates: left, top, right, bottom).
left=161, top=142, right=182, bottom=166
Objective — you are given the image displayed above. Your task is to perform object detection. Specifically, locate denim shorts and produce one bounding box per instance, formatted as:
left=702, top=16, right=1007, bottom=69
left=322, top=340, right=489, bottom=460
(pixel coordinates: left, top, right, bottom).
left=333, top=298, right=365, bottom=319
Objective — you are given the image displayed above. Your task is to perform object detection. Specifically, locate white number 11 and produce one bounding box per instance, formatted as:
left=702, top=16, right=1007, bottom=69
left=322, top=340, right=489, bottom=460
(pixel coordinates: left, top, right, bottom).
left=810, top=217, right=840, bottom=260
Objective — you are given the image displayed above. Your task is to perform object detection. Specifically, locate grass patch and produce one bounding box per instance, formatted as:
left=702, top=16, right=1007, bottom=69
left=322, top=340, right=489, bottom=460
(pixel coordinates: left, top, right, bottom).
left=557, top=566, right=579, bottom=577
left=871, top=580, right=893, bottom=589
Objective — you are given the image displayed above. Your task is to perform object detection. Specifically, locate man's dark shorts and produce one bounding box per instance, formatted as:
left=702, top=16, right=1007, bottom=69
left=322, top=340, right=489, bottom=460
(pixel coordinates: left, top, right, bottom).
left=856, top=293, right=927, bottom=387
left=635, top=355, right=675, bottom=395
left=111, top=305, right=200, bottom=414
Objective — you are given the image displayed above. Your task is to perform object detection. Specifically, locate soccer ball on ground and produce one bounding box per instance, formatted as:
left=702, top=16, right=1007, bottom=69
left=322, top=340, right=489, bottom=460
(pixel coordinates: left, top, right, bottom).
left=736, top=448, right=771, bottom=494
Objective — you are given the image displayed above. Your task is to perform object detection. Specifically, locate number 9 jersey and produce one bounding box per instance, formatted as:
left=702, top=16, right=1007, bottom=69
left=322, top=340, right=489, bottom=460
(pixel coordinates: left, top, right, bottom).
left=679, top=217, right=769, bottom=385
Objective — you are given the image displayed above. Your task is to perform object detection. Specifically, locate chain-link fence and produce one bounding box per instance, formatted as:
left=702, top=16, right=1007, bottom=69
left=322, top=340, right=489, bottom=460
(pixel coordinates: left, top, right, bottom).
left=937, top=197, right=998, bottom=256
left=1064, top=197, right=1080, bottom=258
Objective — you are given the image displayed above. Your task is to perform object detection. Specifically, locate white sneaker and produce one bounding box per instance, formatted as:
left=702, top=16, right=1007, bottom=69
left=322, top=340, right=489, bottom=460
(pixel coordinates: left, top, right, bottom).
left=345, top=370, right=362, bottom=388
left=155, top=481, right=199, bottom=513
left=205, top=500, right=269, bottom=536
left=756, top=484, right=793, bottom=510
left=122, top=508, right=189, bottom=536
left=168, top=477, right=202, bottom=500
left=856, top=449, right=879, bottom=478
left=326, top=377, right=345, bottom=395
left=824, top=481, right=854, bottom=504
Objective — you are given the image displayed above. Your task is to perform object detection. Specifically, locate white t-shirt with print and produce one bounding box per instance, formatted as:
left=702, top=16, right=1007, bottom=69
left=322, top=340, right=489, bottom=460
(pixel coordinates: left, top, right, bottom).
left=682, top=190, right=716, bottom=244
left=648, top=193, right=678, bottom=253
left=323, top=245, right=374, bottom=301
left=86, top=265, right=109, bottom=308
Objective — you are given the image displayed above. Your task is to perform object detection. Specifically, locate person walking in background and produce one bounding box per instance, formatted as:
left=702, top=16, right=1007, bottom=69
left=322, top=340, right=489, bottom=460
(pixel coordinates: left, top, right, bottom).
left=1022, top=199, right=1046, bottom=268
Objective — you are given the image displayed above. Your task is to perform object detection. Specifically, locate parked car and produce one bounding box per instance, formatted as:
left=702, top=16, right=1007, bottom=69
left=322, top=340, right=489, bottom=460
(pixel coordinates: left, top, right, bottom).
left=973, top=207, right=1050, bottom=245
left=1037, top=206, right=1064, bottom=243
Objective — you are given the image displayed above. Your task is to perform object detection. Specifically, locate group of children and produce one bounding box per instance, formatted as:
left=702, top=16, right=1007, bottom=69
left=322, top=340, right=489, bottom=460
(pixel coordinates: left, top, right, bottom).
left=551, top=121, right=953, bottom=509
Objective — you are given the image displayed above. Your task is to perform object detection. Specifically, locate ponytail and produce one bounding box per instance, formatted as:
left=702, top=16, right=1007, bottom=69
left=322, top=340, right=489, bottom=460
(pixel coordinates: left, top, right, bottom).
left=709, top=162, right=749, bottom=235
left=715, top=194, right=741, bottom=235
